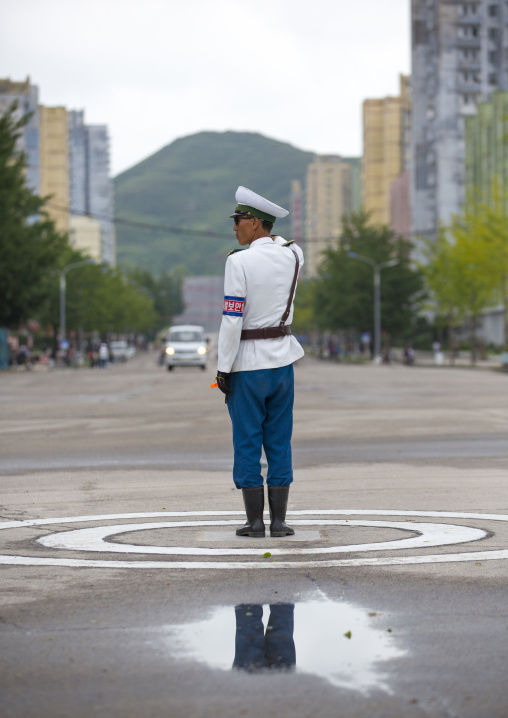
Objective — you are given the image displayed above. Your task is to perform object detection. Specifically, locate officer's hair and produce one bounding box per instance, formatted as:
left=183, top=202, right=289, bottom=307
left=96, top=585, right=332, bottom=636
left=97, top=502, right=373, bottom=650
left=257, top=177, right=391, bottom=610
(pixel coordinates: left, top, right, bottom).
left=261, top=220, right=274, bottom=233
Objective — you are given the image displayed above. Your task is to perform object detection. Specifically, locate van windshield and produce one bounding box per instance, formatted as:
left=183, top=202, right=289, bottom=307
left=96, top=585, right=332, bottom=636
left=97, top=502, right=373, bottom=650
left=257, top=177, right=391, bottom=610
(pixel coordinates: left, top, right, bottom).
left=169, top=331, right=203, bottom=343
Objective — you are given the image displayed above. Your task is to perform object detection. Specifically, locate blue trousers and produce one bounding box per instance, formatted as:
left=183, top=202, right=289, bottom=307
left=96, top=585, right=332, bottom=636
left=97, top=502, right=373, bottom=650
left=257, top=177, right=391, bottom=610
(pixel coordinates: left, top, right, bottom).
left=227, top=364, right=294, bottom=489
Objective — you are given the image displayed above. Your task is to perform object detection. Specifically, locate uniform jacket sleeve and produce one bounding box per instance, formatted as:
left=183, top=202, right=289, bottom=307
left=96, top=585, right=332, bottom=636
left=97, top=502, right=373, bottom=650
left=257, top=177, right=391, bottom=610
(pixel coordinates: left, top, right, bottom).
left=217, top=255, right=246, bottom=373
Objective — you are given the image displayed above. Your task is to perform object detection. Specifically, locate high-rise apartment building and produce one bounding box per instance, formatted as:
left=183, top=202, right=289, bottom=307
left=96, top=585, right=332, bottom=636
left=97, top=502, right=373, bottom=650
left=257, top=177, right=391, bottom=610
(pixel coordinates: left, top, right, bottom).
left=411, top=0, right=508, bottom=256
left=363, top=75, right=411, bottom=228
left=0, top=77, right=40, bottom=193
left=39, top=105, right=69, bottom=234
left=0, top=80, right=115, bottom=264
left=305, top=155, right=361, bottom=277
left=69, top=216, right=102, bottom=262
left=69, top=111, right=116, bottom=265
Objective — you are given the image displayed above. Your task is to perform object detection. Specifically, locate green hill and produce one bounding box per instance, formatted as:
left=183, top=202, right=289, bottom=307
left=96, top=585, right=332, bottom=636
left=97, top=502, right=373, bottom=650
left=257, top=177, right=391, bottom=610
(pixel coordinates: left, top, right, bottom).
left=114, top=131, right=314, bottom=276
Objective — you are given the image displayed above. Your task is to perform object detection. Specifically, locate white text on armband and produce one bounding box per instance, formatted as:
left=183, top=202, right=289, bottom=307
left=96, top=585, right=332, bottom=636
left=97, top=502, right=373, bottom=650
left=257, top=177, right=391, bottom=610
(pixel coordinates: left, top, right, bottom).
left=223, top=296, right=245, bottom=317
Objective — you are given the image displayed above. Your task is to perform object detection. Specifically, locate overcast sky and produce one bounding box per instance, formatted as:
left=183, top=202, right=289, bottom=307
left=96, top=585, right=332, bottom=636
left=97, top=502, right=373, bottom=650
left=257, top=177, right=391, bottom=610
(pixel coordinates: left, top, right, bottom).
left=1, top=0, right=410, bottom=176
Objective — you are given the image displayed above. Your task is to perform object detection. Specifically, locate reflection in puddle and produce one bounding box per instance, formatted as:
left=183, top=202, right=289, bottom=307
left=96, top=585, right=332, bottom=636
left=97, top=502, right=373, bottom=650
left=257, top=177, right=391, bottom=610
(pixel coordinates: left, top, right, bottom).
left=233, top=604, right=296, bottom=672
left=167, top=594, right=406, bottom=692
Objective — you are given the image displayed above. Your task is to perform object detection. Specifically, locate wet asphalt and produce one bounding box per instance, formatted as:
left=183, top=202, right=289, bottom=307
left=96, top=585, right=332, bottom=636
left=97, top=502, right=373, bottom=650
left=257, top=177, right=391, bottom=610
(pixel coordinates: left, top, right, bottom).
left=0, top=351, right=508, bottom=718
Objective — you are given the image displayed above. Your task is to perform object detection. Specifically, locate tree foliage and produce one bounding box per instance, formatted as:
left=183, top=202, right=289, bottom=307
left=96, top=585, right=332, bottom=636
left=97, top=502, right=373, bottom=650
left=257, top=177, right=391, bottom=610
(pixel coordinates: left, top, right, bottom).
left=312, top=212, right=424, bottom=343
left=0, top=104, right=68, bottom=328
left=37, top=245, right=159, bottom=339
left=421, top=181, right=508, bottom=358
left=0, top=103, right=183, bottom=340
left=124, top=264, right=185, bottom=329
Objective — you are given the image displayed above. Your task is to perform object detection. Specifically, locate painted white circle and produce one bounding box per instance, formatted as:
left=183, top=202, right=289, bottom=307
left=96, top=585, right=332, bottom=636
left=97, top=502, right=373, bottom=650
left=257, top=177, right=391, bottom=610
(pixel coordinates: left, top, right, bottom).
left=37, top=519, right=485, bottom=556
left=0, top=509, right=507, bottom=569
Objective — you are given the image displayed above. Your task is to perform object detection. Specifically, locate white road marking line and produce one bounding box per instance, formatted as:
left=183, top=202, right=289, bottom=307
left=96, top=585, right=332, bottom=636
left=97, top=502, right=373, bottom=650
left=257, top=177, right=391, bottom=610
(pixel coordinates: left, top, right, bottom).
left=0, top=509, right=505, bottom=569
left=1, top=508, right=507, bottom=531
left=37, top=520, right=486, bottom=556
left=1, top=550, right=508, bottom=569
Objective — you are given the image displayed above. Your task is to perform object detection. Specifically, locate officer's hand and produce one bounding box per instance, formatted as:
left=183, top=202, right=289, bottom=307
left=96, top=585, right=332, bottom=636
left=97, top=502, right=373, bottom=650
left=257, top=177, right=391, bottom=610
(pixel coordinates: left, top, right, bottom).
left=216, top=370, right=231, bottom=401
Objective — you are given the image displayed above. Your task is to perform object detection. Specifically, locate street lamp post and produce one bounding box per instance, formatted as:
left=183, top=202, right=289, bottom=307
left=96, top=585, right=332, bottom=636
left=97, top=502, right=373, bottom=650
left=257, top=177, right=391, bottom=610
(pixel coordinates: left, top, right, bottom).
left=55, top=259, right=95, bottom=342
left=348, top=252, right=399, bottom=362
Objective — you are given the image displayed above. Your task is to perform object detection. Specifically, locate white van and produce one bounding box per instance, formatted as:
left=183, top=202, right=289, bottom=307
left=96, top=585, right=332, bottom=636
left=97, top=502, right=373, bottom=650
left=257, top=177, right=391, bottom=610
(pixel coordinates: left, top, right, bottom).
left=164, top=325, right=210, bottom=371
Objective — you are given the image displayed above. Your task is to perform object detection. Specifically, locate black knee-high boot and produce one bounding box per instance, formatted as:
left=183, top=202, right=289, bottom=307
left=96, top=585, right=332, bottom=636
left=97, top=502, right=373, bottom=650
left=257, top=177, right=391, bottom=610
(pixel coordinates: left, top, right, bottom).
left=268, top=486, right=294, bottom=537
left=236, top=486, right=266, bottom=537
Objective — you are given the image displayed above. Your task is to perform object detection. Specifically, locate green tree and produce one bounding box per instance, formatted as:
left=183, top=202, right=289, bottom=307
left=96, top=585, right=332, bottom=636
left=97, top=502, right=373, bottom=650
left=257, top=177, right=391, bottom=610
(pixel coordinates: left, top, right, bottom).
left=420, top=230, right=465, bottom=363
left=38, top=246, right=158, bottom=342
left=125, top=264, right=185, bottom=330
left=458, top=182, right=508, bottom=352
left=292, top=278, right=317, bottom=336
left=314, top=212, right=424, bottom=347
left=0, top=103, right=68, bottom=329
left=421, top=214, right=497, bottom=363
left=449, top=209, right=498, bottom=362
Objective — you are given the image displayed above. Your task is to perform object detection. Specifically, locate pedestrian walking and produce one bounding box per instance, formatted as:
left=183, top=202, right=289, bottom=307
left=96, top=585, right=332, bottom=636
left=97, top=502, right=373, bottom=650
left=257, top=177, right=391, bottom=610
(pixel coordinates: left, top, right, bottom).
left=98, top=342, right=109, bottom=368
left=215, top=186, right=304, bottom=538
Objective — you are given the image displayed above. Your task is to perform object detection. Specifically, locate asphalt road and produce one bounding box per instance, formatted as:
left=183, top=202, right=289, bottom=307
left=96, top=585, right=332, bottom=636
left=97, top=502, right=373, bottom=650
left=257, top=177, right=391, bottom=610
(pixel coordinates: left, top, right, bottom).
left=1, top=352, right=508, bottom=718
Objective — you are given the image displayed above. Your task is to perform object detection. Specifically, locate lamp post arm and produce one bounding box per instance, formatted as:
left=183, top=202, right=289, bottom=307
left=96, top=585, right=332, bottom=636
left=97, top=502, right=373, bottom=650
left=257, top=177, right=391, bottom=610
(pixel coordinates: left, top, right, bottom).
left=63, top=258, right=95, bottom=277
left=347, top=251, right=376, bottom=269
left=378, top=258, right=400, bottom=271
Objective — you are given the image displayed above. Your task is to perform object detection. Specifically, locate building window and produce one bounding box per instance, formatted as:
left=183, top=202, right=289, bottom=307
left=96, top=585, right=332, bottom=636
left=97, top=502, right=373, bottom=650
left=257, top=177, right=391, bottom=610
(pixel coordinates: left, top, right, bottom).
left=489, top=72, right=498, bottom=84
left=489, top=27, right=498, bottom=40
left=461, top=71, right=480, bottom=83
left=489, top=4, right=498, bottom=16
left=489, top=50, right=499, bottom=64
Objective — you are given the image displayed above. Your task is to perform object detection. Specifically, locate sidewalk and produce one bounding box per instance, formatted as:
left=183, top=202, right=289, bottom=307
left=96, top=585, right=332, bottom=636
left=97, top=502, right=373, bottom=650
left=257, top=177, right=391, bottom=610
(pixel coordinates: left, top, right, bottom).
left=409, top=350, right=506, bottom=370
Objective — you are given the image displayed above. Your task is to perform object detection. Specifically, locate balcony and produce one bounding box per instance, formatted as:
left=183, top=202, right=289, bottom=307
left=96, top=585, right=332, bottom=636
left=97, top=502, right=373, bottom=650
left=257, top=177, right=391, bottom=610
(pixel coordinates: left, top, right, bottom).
left=456, top=37, right=481, bottom=49
left=458, top=59, right=481, bottom=71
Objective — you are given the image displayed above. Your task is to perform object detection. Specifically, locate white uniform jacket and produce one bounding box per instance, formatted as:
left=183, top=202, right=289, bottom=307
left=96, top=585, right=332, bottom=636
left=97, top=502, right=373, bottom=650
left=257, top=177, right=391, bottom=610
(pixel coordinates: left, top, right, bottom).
left=217, top=236, right=304, bottom=373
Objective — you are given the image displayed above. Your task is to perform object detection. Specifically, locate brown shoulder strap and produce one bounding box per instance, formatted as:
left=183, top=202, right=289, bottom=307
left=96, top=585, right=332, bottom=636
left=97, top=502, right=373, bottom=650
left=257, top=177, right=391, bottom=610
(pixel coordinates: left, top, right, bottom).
left=280, top=247, right=300, bottom=326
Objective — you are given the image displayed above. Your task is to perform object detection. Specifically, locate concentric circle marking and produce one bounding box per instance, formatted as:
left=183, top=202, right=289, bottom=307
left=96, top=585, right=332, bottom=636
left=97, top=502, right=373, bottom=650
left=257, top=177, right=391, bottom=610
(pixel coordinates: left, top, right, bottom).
left=37, top=519, right=485, bottom=556
left=1, top=509, right=507, bottom=569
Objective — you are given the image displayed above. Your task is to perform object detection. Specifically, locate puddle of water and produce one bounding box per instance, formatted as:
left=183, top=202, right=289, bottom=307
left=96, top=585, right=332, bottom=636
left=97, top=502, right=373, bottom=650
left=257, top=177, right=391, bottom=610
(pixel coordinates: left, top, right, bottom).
left=165, top=594, right=406, bottom=693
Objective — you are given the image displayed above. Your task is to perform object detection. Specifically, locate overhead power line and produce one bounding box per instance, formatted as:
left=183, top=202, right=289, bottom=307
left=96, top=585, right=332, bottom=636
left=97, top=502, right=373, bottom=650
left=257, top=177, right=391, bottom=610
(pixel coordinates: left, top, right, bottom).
left=47, top=203, right=232, bottom=239
left=46, top=202, right=417, bottom=244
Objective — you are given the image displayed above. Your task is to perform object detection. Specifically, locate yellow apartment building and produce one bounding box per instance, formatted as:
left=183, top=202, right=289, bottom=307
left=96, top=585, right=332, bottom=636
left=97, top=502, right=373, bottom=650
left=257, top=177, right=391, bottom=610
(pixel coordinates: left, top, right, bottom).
left=362, top=75, right=410, bottom=227
left=69, top=216, right=102, bottom=262
left=305, top=156, right=353, bottom=277
left=39, top=106, right=70, bottom=234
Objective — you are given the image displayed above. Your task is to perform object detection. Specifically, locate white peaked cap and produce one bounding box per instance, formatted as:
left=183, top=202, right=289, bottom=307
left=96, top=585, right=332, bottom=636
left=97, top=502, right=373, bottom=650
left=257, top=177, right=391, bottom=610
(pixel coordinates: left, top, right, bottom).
left=231, top=185, right=289, bottom=222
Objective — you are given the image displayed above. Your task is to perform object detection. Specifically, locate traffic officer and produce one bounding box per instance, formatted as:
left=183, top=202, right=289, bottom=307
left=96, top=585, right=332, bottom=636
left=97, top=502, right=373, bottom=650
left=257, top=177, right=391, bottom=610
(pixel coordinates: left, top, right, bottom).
left=215, top=186, right=304, bottom=538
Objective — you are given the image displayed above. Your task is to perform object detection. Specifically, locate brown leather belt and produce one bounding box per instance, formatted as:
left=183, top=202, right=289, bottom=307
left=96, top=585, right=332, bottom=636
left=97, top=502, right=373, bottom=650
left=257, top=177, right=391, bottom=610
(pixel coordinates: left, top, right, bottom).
left=240, top=325, right=292, bottom=340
